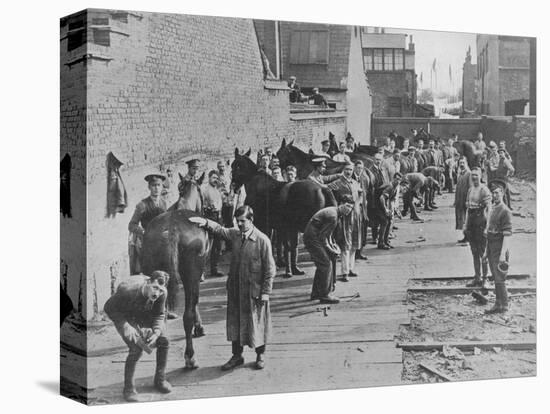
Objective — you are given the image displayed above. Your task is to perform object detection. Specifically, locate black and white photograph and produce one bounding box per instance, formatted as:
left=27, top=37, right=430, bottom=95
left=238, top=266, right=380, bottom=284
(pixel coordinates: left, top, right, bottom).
left=4, top=1, right=548, bottom=413
left=56, top=6, right=539, bottom=405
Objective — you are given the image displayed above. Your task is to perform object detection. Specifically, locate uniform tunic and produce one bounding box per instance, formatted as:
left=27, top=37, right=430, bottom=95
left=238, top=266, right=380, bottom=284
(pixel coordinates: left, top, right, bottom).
left=104, top=276, right=167, bottom=351
left=207, top=222, right=276, bottom=348
left=304, top=207, right=339, bottom=299
left=487, top=202, right=513, bottom=283
left=307, top=170, right=340, bottom=186
left=128, top=197, right=167, bottom=275
left=465, top=184, right=492, bottom=276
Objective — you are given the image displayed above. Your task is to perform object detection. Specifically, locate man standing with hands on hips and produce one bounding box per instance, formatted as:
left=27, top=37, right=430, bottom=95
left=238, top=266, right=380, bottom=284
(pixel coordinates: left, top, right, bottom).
left=189, top=205, right=276, bottom=370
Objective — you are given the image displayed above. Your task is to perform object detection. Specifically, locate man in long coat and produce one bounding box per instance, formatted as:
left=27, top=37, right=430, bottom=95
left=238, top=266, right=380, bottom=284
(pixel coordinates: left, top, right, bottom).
left=189, top=205, right=275, bottom=370
left=352, top=160, right=370, bottom=260
left=454, top=157, right=471, bottom=243
left=328, top=162, right=363, bottom=281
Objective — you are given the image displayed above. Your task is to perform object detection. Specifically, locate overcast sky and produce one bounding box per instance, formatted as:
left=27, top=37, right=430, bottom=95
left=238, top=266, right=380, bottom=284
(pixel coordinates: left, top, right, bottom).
left=385, top=27, right=477, bottom=96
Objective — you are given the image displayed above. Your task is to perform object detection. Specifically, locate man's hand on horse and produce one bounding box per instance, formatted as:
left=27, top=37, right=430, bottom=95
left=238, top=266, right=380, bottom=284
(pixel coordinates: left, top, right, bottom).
left=188, top=217, right=207, bottom=227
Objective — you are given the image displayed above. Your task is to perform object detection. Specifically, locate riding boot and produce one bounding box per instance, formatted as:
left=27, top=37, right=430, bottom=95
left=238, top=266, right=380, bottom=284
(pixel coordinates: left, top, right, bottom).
left=154, top=338, right=172, bottom=394
left=481, top=259, right=488, bottom=285
left=290, top=248, right=304, bottom=275
left=283, top=249, right=292, bottom=278
left=123, top=350, right=141, bottom=402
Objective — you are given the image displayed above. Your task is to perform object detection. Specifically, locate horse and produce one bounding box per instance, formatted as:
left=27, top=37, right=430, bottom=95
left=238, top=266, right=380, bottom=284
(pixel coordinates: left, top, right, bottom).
left=232, top=148, right=336, bottom=276
left=454, top=140, right=485, bottom=169
left=389, top=131, right=406, bottom=150
left=141, top=176, right=210, bottom=369
left=168, top=172, right=205, bottom=213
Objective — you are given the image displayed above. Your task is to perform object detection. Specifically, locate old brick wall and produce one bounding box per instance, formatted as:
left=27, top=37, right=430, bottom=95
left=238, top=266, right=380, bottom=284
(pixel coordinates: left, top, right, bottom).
left=61, top=10, right=346, bottom=320
left=512, top=116, right=536, bottom=177
left=371, top=117, right=482, bottom=141
left=60, top=10, right=89, bottom=319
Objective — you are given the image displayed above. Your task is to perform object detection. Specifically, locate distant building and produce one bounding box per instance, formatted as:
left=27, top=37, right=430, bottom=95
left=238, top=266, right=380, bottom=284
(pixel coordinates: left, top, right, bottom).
left=462, top=47, right=477, bottom=114
left=255, top=20, right=373, bottom=143
left=476, top=35, right=536, bottom=116
left=361, top=27, right=417, bottom=117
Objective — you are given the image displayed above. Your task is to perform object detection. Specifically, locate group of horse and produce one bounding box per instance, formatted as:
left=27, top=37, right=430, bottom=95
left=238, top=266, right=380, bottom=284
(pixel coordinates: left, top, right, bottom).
left=134, top=132, right=487, bottom=369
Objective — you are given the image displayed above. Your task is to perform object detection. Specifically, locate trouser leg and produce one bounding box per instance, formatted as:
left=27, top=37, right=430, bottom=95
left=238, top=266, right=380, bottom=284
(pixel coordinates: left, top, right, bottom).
left=124, top=345, right=143, bottom=397
left=232, top=341, right=244, bottom=356
left=154, top=336, right=172, bottom=393
left=377, top=219, right=387, bottom=247
left=341, top=249, right=350, bottom=274
left=255, top=345, right=266, bottom=355
left=307, top=240, right=332, bottom=299
left=210, top=235, right=221, bottom=274
left=383, top=217, right=392, bottom=244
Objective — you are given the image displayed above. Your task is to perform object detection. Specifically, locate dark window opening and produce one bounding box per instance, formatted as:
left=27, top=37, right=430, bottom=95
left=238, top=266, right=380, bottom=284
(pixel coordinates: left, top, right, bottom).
left=290, top=30, right=330, bottom=64
left=92, top=17, right=109, bottom=26
left=93, top=28, right=110, bottom=47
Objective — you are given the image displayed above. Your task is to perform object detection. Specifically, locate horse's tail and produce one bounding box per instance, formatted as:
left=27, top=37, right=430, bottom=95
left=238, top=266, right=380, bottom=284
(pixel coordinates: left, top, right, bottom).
left=167, top=223, right=180, bottom=312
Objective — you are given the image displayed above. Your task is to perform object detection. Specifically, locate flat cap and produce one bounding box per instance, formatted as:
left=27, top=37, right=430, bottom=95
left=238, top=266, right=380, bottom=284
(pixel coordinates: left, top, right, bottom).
left=144, top=173, right=166, bottom=182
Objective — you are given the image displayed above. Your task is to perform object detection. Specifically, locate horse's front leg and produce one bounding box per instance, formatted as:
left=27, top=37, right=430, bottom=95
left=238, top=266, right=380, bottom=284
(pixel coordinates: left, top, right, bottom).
left=193, top=301, right=205, bottom=338
left=182, top=287, right=199, bottom=370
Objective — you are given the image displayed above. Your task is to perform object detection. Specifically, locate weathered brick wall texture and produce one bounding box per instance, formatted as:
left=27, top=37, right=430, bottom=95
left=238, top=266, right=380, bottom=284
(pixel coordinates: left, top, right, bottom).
left=367, top=71, right=414, bottom=117
left=60, top=10, right=345, bottom=319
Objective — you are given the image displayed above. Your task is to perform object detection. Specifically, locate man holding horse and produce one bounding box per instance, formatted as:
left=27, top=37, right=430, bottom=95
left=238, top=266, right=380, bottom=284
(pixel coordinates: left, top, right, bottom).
left=189, top=205, right=276, bottom=370
left=304, top=195, right=354, bottom=304
left=128, top=173, right=168, bottom=275
left=307, top=158, right=341, bottom=186
left=182, top=159, right=202, bottom=183
left=104, top=271, right=172, bottom=402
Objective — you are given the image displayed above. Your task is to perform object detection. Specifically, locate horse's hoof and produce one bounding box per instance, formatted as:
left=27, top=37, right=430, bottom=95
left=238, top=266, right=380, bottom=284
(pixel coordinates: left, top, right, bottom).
left=193, top=326, right=205, bottom=338
left=184, top=355, right=199, bottom=370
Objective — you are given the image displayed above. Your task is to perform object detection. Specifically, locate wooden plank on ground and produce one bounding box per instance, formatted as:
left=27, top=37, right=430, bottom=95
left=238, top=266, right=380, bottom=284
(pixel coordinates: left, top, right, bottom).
left=397, top=340, right=536, bottom=352
left=419, top=363, right=453, bottom=382
left=407, top=286, right=536, bottom=295
left=409, top=274, right=531, bottom=282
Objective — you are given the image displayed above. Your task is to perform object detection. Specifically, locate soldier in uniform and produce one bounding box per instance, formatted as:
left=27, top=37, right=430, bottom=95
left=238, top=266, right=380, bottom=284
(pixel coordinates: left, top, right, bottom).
left=104, top=271, right=172, bottom=402
left=181, top=159, right=201, bottom=183
left=454, top=156, right=471, bottom=243
left=320, top=139, right=331, bottom=157
left=352, top=160, right=369, bottom=260
left=464, top=167, right=492, bottom=287
left=304, top=195, right=354, bottom=304
left=307, top=158, right=341, bottom=187
left=494, top=147, right=515, bottom=208
left=484, top=180, right=513, bottom=314
left=128, top=173, right=168, bottom=275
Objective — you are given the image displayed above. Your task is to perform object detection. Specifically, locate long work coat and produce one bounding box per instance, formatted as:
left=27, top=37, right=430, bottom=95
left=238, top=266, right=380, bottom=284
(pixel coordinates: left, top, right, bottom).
left=328, top=176, right=363, bottom=250
left=209, top=223, right=276, bottom=348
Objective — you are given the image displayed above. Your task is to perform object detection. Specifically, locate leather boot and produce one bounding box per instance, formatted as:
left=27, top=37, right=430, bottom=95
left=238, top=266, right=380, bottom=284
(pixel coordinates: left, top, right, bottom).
left=123, top=352, right=141, bottom=402
left=154, top=339, right=172, bottom=394
left=290, top=249, right=305, bottom=275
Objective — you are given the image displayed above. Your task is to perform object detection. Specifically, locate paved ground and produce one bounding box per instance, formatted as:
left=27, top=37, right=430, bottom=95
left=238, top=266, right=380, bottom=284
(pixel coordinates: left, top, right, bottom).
left=61, top=179, right=536, bottom=404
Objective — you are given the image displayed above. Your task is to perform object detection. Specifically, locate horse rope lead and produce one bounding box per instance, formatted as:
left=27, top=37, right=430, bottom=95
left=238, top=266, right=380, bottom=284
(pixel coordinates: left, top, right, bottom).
left=288, top=293, right=361, bottom=318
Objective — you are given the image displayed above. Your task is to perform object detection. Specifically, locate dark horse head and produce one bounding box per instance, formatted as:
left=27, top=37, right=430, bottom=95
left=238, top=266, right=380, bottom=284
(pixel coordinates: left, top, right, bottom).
left=170, top=172, right=205, bottom=213
left=231, top=147, right=254, bottom=189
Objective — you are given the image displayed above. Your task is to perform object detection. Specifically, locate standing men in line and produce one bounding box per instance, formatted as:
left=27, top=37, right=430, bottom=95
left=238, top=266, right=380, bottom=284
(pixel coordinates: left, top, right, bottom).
left=328, top=162, right=363, bottom=281
left=485, top=141, right=500, bottom=183
left=454, top=156, right=471, bottom=244
left=189, top=205, right=276, bottom=370
left=304, top=196, right=355, bottom=304
left=474, top=132, right=486, bottom=152
left=464, top=167, right=492, bottom=287
left=382, top=149, right=401, bottom=183
left=104, top=271, right=172, bottom=402
left=202, top=170, right=224, bottom=278
left=484, top=180, right=513, bottom=314
left=407, top=146, right=419, bottom=172
left=320, top=139, right=331, bottom=157
left=128, top=173, right=168, bottom=275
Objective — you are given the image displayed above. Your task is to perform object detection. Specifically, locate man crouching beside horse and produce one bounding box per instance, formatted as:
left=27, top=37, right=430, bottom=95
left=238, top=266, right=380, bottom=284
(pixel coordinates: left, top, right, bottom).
left=104, top=271, right=172, bottom=403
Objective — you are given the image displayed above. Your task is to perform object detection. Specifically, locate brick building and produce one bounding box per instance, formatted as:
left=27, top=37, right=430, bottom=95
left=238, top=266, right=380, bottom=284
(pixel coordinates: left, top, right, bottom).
left=60, top=9, right=347, bottom=320
left=255, top=20, right=373, bottom=145
left=361, top=27, right=417, bottom=117
left=476, top=35, right=536, bottom=116
left=462, top=46, right=477, bottom=114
